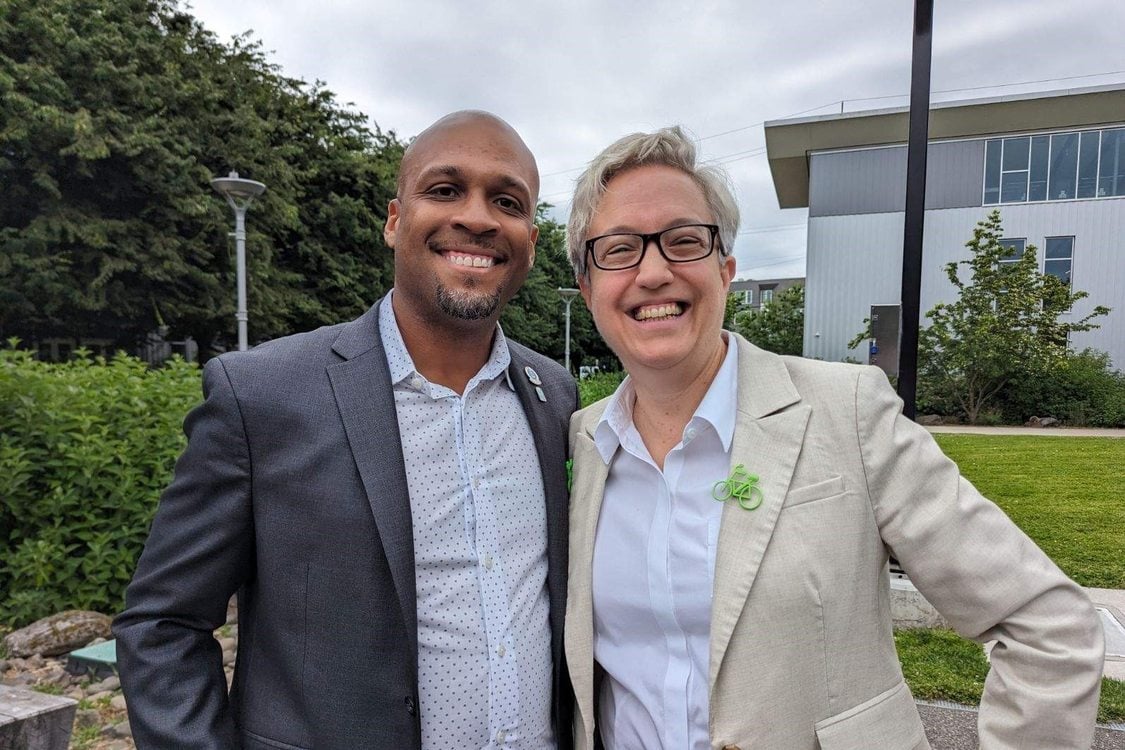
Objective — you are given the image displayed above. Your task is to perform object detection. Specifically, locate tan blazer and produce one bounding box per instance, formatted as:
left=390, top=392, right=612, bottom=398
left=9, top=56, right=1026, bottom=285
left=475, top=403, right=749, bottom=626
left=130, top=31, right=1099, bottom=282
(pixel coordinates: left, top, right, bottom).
left=565, top=334, right=1103, bottom=750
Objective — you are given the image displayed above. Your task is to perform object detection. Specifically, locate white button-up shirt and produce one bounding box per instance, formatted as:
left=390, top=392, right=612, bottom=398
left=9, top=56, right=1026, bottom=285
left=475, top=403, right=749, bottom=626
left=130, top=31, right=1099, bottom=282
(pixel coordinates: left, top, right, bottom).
left=380, top=293, right=554, bottom=750
left=591, top=335, right=738, bottom=750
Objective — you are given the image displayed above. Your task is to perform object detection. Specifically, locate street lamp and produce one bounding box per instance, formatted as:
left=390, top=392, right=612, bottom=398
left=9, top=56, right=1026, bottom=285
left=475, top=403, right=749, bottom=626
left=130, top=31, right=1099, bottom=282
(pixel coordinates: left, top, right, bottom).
left=211, top=171, right=266, bottom=352
left=558, top=287, right=580, bottom=373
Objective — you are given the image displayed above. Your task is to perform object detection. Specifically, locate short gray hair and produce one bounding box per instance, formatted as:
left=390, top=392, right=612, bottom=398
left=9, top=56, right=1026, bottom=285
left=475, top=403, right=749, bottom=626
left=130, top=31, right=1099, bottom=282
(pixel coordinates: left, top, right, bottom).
left=565, top=126, right=740, bottom=277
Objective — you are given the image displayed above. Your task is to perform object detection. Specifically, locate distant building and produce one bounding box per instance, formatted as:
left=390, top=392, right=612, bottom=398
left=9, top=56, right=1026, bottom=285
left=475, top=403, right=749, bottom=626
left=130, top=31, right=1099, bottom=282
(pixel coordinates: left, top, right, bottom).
left=765, top=83, right=1125, bottom=368
left=730, top=277, right=804, bottom=311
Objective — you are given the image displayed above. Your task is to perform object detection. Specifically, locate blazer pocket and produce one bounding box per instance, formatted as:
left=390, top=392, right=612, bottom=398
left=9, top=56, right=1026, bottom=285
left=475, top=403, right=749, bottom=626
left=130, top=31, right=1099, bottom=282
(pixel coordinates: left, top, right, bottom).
left=243, top=729, right=311, bottom=750
left=813, top=681, right=928, bottom=750
left=784, top=475, right=846, bottom=509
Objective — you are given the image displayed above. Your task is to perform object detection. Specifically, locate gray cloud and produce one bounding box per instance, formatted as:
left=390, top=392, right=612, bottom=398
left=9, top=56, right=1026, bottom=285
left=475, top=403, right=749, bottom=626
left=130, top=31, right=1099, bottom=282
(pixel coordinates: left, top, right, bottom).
left=188, top=0, right=1125, bottom=279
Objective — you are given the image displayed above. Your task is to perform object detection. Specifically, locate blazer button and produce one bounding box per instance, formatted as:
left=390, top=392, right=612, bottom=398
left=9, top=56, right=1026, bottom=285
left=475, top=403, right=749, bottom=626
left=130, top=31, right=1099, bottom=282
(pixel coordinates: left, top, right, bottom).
left=405, top=696, right=417, bottom=716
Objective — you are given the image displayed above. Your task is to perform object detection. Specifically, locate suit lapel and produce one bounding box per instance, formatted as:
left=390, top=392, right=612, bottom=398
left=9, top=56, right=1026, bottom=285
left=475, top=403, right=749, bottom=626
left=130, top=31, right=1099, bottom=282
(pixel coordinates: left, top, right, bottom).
left=506, top=350, right=570, bottom=684
left=709, top=335, right=809, bottom=691
left=326, top=297, right=418, bottom=665
left=565, top=421, right=610, bottom=743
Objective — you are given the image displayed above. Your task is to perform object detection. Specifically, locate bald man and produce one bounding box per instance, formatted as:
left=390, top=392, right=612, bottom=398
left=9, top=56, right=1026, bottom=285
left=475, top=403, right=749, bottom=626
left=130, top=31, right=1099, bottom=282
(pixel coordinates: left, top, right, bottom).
left=115, top=111, right=578, bottom=750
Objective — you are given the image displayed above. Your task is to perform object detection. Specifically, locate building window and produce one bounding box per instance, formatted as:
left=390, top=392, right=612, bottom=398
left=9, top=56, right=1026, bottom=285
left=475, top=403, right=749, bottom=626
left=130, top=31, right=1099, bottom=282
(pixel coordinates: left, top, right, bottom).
left=745, top=288, right=754, bottom=306
left=984, top=126, right=1125, bottom=204
left=1099, top=127, right=1125, bottom=197
left=998, top=238, right=1025, bottom=266
left=760, top=286, right=775, bottom=305
left=1044, top=236, right=1074, bottom=287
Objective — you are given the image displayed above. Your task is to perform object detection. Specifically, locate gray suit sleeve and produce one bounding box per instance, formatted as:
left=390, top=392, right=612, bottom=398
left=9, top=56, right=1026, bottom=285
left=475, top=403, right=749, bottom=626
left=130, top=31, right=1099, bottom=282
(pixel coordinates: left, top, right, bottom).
left=113, top=357, right=255, bottom=749
left=853, top=366, right=1103, bottom=749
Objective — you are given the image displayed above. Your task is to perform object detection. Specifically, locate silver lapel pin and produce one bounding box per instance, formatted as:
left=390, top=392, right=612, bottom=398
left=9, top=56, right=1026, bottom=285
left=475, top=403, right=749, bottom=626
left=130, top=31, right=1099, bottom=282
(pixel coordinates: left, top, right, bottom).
left=524, top=366, right=547, bottom=402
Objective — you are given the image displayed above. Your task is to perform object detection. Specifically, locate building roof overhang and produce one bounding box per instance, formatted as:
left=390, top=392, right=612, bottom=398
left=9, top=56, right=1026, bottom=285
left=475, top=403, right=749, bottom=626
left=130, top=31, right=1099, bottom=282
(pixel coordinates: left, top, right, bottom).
left=764, top=83, right=1125, bottom=209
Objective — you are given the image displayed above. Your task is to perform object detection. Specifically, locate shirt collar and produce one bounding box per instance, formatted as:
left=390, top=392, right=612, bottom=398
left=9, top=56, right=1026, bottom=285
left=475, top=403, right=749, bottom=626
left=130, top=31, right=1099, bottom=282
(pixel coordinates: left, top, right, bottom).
left=379, top=289, right=511, bottom=388
left=593, top=332, right=739, bottom=463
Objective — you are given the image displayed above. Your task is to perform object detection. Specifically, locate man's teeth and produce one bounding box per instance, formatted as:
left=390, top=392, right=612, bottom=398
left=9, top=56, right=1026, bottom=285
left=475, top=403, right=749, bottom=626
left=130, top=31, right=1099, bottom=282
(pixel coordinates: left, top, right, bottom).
left=634, top=303, right=683, bottom=321
left=448, top=253, right=494, bottom=268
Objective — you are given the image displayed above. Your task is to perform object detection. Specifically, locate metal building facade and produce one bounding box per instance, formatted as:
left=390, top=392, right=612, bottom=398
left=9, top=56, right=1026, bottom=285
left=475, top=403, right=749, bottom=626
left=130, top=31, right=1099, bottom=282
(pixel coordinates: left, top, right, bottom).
left=765, top=85, right=1125, bottom=370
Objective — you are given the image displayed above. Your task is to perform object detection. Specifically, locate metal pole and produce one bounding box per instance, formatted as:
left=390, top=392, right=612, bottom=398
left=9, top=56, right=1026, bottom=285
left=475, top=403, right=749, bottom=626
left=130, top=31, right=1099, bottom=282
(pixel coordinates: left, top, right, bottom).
left=897, top=0, right=934, bottom=420
left=234, top=205, right=249, bottom=351
left=563, top=296, right=574, bottom=372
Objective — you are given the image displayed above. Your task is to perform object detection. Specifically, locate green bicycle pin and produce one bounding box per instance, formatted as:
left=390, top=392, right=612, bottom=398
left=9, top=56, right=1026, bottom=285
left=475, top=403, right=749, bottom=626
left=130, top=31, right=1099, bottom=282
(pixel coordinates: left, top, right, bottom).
left=713, top=464, right=764, bottom=511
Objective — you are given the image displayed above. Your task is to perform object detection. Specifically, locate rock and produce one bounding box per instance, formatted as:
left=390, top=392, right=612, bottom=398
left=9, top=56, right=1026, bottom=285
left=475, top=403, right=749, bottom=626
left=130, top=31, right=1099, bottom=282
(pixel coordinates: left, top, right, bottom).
left=113, top=719, right=132, bottom=738
left=1, top=610, right=112, bottom=658
left=916, top=414, right=943, bottom=426
left=88, top=689, right=113, bottom=702
left=110, top=694, right=128, bottom=711
left=1039, top=416, right=1059, bottom=427
left=218, top=637, right=236, bottom=652
left=90, top=675, right=120, bottom=692
left=1026, top=415, right=1041, bottom=426
left=75, top=707, right=101, bottom=728
left=0, top=660, right=8, bottom=672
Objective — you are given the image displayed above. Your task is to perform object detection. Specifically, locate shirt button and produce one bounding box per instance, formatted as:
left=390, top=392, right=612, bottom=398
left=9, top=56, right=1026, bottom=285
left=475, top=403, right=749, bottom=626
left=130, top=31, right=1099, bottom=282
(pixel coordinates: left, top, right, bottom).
left=482, top=554, right=493, bottom=571
left=496, top=729, right=507, bottom=743
left=410, top=376, right=423, bottom=390
left=684, top=427, right=697, bottom=442
left=404, top=696, right=416, bottom=715
left=497, top=644, right=506, bottom=657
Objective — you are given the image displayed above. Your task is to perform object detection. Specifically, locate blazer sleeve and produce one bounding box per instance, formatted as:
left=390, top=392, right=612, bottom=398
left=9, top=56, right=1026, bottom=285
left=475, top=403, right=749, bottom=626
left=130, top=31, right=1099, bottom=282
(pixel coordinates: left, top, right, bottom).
left=113, top=357, right=255, bottom=750
left=853, top=365, right=1104, bottom=750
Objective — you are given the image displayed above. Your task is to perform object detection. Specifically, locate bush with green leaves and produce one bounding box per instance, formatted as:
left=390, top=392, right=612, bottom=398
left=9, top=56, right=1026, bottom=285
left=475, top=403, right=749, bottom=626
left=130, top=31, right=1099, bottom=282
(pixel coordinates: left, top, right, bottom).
left=0, top=343, right=201, bottom=627
left=578, top=371, right=625, bottom=407
left=993, top=349, right=1125, bottom=427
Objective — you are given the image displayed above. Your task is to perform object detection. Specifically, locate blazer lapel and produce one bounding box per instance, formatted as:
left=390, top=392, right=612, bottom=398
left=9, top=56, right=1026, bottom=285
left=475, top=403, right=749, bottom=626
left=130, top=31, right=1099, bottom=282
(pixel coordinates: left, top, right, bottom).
left=709, top=335, right=809, bottom=691
left=326, top=297, right=418, bottom=665
left=506, top=349, right=571, bottom=696
left=565, top=417, right=610, bottom=743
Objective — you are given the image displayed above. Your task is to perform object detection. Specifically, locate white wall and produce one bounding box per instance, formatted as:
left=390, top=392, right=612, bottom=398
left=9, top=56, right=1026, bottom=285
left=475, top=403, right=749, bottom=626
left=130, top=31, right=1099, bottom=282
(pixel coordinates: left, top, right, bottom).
left=803, top=197, right=1125, bottom=368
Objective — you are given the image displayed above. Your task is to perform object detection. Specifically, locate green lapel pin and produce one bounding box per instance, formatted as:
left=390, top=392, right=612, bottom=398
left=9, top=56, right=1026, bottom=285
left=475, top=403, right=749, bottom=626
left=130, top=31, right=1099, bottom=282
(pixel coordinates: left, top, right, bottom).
left=712, top=464, right=763, bottom=511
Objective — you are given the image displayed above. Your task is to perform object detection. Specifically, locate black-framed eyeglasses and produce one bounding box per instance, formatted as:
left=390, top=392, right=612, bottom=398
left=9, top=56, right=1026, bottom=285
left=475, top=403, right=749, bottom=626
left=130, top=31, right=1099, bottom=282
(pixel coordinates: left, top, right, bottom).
left=584, top=223, right=721, bottom=271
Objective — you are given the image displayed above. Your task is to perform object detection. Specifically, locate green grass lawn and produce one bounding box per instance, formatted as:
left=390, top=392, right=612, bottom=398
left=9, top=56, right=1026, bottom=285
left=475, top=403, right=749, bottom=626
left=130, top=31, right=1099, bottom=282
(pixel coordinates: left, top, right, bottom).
left=932, top=435, right=1125, bottom=589
left=896, top=628, right=1125, bottom=724
left=902, top=435, right=1124, bottom=723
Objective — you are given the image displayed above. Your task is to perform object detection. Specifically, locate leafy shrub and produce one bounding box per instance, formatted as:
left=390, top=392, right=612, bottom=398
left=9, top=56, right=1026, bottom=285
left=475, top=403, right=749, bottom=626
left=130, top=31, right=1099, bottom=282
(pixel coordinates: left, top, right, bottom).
left=994, top=349, right=1125, bottom=427
left=0, top=343, right=201, bottom=626
left=578, top=371, right=625, bottom=407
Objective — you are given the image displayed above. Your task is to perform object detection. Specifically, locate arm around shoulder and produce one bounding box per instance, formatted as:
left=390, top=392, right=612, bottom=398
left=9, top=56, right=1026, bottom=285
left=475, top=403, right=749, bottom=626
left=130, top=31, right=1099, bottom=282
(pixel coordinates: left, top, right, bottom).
left=112, top=356, right=256, bottom=749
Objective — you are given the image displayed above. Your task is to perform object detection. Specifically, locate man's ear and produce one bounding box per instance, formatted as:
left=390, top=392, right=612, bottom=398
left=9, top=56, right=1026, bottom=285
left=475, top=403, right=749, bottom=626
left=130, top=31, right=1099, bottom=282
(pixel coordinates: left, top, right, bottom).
left=384, top=199, right=400, bottom=247
left=528, top=224, right=539, bottom=268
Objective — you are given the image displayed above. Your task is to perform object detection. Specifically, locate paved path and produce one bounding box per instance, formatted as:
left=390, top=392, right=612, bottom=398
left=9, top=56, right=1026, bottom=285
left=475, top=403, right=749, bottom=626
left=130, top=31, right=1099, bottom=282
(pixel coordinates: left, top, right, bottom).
left=917, top=701, right=1124, bottom=749
left=926, top=425, right=1125, bottom=437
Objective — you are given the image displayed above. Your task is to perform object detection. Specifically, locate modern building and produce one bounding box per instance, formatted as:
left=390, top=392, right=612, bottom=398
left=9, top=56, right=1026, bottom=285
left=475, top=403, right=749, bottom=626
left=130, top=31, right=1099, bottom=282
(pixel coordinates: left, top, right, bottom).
left=730, top=277, right=804, bottom=310
left=764, top=84, right=1125, bottom=368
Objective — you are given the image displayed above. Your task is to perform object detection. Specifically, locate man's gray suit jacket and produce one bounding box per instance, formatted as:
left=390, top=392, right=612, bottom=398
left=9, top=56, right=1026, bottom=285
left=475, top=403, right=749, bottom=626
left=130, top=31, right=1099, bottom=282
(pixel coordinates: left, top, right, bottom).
left=113, top=297, right=578, bottom=750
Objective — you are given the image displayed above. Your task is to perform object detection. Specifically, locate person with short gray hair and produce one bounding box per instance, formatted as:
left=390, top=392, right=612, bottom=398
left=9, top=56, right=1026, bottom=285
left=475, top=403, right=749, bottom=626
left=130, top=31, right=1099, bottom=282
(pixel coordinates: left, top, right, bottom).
left=566, top=126, right=740, bottom=278
left=563, top=126, right=1103, bottom=750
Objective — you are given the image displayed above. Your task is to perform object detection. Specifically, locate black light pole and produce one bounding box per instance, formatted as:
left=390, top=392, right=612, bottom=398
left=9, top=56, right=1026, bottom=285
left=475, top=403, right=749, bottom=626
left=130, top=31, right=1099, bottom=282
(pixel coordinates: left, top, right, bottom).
left=897, top=0, right=934, bottom=420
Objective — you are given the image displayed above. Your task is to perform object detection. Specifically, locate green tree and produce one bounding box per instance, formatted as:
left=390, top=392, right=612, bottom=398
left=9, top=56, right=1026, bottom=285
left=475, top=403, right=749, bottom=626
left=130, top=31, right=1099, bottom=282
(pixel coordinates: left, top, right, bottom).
left=731, top=284, right=804, bottom=356
left=918, top=210, right=1108, bottom=423
left=0, top=0, right=403, bottom=354
left=500, top=206, right=613, bottom=371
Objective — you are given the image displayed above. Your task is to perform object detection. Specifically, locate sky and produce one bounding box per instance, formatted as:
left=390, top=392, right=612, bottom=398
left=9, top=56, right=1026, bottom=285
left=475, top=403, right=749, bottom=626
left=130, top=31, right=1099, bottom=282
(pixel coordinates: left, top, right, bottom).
left=186, top=0, right=1125, bottom=280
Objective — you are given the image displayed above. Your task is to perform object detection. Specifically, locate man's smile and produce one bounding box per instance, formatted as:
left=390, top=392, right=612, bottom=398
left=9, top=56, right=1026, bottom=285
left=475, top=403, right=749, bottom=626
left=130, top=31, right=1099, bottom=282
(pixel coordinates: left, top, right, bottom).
left=444, top=250, right=497, bottom=269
